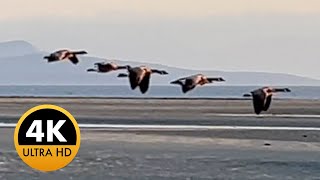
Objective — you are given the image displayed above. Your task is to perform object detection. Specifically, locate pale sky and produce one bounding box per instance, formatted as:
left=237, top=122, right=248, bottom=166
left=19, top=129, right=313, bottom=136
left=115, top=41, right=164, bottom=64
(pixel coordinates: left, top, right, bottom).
left=1, top=0, right=320, bottom=79
left=2, top=0, right=320, bottom=20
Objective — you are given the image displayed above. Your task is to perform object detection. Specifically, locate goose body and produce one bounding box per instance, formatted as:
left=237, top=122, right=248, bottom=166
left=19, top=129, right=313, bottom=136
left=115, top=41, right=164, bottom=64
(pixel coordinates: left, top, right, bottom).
left=246, top=87, right=291, bottom=114
left=87, top=62, right=129, bottom=73
left=170, top=74, right=225, bottom=93
left=44, top=49, right=87, bottom=64
left=118, top=66, right=168, bottom=94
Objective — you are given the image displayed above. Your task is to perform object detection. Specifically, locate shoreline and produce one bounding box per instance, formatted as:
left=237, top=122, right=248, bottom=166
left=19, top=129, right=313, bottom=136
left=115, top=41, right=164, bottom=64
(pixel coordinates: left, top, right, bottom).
left=0, top=97, right=317, bottom=118
left=0, top=96, right=317, bottom=101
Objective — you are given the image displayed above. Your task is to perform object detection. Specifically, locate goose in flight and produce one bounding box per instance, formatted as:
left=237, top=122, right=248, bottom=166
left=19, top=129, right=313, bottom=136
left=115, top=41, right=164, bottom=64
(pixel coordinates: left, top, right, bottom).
left=244, top=87, right=291, bottom=115
left=44, top=49, right=87, bottom=64
left=117, top=66, right=168, bottom=94
left=170, top=74, right=225, bottom=93
left=87, top=62, right=129, bottom=73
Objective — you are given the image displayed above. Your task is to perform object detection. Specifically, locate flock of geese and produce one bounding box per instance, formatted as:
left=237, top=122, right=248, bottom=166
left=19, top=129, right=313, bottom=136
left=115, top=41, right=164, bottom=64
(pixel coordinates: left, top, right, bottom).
left=44, top=49, right=292, bottom=115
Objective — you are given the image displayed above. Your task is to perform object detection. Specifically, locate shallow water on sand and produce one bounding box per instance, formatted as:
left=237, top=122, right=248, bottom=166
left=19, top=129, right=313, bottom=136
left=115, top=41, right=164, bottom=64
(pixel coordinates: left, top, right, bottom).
left=0, top=85, right=318, bottom=99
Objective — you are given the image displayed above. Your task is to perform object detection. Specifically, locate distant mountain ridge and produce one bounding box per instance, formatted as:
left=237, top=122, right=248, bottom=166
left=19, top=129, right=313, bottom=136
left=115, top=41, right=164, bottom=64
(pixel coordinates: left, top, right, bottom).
left=0, top=40, right=319, bottom=86
left=0, top=40, right=39, bottom=58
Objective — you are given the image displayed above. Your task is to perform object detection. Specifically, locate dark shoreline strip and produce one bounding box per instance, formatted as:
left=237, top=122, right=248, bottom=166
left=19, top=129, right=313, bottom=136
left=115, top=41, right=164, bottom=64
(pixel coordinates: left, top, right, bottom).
left=0, top=96, right=310, bottom=101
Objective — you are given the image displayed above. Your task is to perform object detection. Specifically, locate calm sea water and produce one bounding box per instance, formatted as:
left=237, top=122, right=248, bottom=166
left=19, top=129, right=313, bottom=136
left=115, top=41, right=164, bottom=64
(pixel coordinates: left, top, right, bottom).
left=0, top=85, right=319, bottom=99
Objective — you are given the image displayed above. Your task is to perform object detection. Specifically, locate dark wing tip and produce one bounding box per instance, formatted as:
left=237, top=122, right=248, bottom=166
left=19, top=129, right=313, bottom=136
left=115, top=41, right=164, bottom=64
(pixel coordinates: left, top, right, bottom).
left=219, top=77, right=225, bottom=81
left=170, top=80, right=181, bottom=85
left=162, top=71, right=169, bottom=75
left=69, top=57, right=79, bottom=64
left=140, top=86, right=149, bottom=94
left=182, top=86, right=191, bottom=93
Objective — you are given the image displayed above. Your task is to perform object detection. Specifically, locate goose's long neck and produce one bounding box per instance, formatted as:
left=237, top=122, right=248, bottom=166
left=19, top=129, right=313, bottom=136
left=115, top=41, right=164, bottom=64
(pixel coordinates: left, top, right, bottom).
left=151, top=69, right=165, bottom=74
left=272, top=88, right=290, bottom=92
left=118, top=65, right=130, bottom=70
left=87, top=68, right=97, bottom=72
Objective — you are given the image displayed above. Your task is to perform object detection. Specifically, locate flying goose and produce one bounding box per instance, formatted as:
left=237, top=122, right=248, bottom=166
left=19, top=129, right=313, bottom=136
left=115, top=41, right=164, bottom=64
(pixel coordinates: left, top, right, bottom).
left=170, top=74, right=225, bottom=93
left=244, top=87, right=291, bottom=115
left=44, top=49, right=87, bottom=64
left=117, top=66, right=168, bottom=94
left=87, top=62, right=129, bottom=73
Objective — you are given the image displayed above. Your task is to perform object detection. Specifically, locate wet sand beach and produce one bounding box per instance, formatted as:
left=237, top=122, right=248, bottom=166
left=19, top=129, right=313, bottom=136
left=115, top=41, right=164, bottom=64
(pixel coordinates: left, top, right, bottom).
left=0, top=97, right=319, bottom=119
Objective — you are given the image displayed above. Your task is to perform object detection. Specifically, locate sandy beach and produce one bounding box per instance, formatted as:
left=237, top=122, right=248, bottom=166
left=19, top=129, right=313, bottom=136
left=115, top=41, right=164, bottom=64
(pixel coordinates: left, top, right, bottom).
left=1, top=97, right=320, bottom=179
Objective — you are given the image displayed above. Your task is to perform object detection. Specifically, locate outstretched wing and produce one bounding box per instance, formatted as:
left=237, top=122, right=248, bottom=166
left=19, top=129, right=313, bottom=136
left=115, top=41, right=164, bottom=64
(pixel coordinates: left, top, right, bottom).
left=263, top=95, right=272, bottom=111
left=68, top=56, right=79, bottom=64
left=139, top=73, right=151, bottom=94
left=185, top=78, right=196, bottom=88
left=252, top=90, right=265, bottom=115
left=129, top=71, right=141, bottom=90
left=182, top=78, right=197, bottom=93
